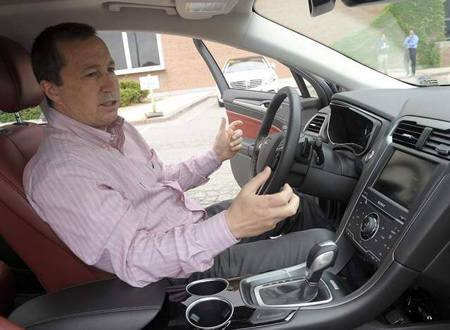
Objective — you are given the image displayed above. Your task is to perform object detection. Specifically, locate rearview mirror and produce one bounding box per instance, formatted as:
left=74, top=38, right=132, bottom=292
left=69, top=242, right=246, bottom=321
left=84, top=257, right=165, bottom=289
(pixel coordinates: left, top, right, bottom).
left=308, top=0, right=336, bottom=17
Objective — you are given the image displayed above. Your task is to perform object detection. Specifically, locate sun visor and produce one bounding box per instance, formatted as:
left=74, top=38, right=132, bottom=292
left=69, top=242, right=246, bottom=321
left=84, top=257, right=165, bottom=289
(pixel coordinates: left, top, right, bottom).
left=175, top=0, right=239, bottom=19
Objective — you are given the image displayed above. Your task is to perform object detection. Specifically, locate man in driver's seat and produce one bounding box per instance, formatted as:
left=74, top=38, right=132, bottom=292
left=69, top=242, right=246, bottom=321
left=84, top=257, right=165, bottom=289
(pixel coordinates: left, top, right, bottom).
left=24, top=23, right=333, bottom=288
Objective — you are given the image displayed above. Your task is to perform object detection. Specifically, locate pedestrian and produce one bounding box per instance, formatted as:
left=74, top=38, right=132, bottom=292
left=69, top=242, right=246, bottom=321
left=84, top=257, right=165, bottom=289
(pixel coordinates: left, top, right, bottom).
left=377, top=34, right=389, bottom=74
left=403, top=29, right=419, bottom=76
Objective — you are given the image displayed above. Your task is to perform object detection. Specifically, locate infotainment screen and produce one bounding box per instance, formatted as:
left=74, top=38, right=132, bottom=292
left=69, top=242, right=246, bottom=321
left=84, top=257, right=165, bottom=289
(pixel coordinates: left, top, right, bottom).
left=373, top=151, right=436, bottom=209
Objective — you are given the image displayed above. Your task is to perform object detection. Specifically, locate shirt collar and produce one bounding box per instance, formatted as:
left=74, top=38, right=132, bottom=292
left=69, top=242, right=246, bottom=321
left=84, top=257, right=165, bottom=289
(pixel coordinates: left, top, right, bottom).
left=45, top=106, right=125, bottom=149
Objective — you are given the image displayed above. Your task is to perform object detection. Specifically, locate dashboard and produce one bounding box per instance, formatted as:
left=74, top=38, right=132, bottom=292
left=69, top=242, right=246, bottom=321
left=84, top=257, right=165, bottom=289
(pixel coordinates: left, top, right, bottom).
left=304, top=87, right=450, bottom=295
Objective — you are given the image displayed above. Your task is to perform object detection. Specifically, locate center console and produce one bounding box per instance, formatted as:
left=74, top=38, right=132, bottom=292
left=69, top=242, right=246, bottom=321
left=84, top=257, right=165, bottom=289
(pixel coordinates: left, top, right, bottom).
left=166, top=262, right=348, bottom=329
left=344, top=125, right=448, bottom=267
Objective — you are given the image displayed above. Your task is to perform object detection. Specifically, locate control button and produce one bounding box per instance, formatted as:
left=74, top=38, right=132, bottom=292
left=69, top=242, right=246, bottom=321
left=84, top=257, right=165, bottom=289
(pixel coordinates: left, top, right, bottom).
left=360, top=213, right=379, bottom=240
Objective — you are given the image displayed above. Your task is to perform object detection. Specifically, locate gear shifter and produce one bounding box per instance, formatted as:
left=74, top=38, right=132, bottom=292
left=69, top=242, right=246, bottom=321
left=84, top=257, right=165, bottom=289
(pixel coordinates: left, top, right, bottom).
left=300, top=240, right=338, bottom=302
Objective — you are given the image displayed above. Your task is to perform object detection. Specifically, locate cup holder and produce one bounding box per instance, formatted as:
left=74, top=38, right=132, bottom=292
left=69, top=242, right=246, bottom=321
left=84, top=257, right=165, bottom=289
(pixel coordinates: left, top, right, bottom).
left=186, top=278, right=229, bottom=296
left=186, top=296, right=234, bottom=330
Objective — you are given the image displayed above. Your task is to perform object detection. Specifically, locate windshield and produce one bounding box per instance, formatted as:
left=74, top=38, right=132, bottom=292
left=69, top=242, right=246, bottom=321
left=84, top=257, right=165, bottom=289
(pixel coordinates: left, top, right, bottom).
left=254, top=0, right=450, bottom=86
left=224, top=57, right=269, bottom=73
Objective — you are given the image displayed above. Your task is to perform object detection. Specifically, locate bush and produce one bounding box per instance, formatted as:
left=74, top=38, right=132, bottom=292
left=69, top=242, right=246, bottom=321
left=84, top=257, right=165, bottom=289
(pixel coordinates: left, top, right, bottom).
left=120, top=80, right=149, bottom=107
left=120, top=88, right=142, bottom=107
left=0, top=106, right=42, bottom=123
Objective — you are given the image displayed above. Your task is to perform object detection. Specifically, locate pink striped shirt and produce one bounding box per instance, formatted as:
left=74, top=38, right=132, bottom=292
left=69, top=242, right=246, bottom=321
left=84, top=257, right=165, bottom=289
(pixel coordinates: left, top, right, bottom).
left=24, top=107, right=237, bottom=287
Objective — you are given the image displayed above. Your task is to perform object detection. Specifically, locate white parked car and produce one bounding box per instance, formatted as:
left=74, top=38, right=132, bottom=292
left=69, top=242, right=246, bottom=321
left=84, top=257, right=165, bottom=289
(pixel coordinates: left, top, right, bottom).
left=217, top=56, right=278, bottom=106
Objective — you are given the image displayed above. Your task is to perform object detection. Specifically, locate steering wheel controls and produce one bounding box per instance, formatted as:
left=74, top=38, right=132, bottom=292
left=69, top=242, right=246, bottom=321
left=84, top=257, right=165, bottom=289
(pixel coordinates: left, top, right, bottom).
left=312, top=138, right=325, bottom=165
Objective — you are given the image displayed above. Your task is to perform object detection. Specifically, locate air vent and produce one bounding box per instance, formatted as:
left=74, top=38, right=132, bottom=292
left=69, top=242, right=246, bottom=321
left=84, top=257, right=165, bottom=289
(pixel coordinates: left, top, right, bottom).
left=392, top=121, right=425, bottom=148
left=422, top=128, right=450, bottom=160
left=306, top=115, right=325, bottom=134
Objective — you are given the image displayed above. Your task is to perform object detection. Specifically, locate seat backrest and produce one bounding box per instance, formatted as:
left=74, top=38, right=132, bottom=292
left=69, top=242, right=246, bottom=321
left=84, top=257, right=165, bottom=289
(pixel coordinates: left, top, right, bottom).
left=0, top=36, right=112, bottom=293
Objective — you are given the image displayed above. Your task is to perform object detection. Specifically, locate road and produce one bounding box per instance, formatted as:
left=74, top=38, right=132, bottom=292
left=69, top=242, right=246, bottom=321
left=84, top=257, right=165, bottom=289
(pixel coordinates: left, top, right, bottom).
left=137, top=97, right=241, bottom=206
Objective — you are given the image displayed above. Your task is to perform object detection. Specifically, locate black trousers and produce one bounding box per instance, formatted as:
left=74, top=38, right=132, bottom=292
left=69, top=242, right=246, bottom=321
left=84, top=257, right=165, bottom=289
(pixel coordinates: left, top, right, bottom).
left=178, top=194, right=334, bottom=283
left=409, top=48, right=417, bottom=75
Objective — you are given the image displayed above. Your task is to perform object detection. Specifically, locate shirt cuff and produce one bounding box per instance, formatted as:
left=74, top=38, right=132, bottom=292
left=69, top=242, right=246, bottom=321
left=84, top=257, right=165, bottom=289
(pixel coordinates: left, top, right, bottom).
left=197, top=149, right=222, bottom=178
left=194, top=211, right=238, bottom=258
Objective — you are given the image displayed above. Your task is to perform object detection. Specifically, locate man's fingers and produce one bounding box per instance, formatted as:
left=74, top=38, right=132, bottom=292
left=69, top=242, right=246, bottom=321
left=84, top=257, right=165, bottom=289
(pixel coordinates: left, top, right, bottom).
left=277, top=184, right=294, bottom=205
left=244, top=167, right=271, bottom=194
left=268, top=192, right=299, bottom=219
left=228, top=120, right=243, bottom=131
left=262, top=184, right=293, bottom=207
left=219, top=117, right=227, bottom=131
left=232, top=129, right=243, bottom=139
left=288, top=193, right=300, bottom=216
left=231, top=144, right=242, bottom=152
left=230, top=137, right=243, bottom=148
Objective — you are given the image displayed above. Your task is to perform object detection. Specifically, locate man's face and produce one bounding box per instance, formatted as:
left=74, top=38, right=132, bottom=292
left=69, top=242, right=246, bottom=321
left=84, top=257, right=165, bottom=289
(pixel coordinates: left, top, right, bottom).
left=44, top=36, right=120, bottom=131
left=409, top=30, right=414, bottom=36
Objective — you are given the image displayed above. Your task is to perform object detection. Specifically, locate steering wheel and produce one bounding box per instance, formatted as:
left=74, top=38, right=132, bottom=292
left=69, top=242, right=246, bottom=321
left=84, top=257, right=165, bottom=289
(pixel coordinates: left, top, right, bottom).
left=250, top=86, right=302, bottom=194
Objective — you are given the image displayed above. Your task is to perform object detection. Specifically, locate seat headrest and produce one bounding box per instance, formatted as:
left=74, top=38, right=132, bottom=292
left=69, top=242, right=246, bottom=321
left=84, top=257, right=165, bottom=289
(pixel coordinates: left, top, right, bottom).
left=0, top=36, right=43, bottom=113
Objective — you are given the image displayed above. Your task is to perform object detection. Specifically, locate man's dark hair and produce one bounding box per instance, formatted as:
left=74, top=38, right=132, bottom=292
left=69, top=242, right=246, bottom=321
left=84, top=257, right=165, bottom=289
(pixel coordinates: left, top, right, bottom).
left=31, top=22, right=97, bottom=86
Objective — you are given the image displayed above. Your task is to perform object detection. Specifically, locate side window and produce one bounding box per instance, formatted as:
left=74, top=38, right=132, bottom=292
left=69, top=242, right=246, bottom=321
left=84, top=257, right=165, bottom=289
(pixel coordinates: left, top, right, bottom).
left=203, top=41, right=317, bottom=98
left=97, top=31, right=164, bottom=74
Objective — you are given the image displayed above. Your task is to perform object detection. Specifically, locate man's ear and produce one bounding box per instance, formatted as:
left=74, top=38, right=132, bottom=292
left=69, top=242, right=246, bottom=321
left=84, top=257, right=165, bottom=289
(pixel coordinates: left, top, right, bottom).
left=39, top=80, right=62, bottom=106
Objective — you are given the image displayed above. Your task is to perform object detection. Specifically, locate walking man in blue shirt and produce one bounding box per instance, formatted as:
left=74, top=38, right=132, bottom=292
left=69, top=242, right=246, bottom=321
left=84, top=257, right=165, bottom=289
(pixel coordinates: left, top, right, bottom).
left=403, top=29, right=419, bottom=76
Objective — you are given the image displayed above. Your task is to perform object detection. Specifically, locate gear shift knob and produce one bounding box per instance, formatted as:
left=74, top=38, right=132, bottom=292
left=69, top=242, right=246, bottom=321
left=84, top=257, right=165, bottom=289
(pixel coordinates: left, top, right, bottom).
left=305, top=240, right=338, bottom=284
left=298, top=240, right=338, bottom=302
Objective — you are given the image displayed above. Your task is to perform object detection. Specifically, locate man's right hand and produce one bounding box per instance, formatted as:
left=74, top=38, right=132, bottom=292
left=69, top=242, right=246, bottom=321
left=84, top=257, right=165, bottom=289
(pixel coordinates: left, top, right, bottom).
left=225, top=167, right=300, bottom=239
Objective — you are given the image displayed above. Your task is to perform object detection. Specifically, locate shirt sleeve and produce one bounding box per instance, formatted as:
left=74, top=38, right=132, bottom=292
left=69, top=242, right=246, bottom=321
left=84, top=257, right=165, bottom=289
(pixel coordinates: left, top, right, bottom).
left=157, top=148, right=222, bottom=191
left=27, top=163, right=237, bottom=287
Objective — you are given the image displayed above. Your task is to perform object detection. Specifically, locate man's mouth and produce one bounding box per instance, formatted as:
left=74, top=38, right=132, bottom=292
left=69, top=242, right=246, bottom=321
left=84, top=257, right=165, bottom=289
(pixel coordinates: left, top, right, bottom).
left=100, top=100, right=118, bottom=107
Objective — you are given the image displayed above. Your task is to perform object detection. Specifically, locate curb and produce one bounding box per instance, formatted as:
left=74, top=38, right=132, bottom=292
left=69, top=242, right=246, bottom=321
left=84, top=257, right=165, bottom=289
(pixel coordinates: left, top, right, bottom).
left=127, top=96, right=213, bottom=126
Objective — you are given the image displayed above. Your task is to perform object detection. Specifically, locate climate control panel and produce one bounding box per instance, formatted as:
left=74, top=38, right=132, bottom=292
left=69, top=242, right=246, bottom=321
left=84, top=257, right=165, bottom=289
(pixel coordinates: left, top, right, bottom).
left=345, top=194, right=406, bottom=265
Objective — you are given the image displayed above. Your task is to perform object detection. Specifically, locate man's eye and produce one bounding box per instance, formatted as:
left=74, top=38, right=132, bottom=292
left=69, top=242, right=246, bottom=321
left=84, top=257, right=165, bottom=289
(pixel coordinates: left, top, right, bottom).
left=86, top=72, right=97, bottom=77
left=108, top=67, right=116, bottom=73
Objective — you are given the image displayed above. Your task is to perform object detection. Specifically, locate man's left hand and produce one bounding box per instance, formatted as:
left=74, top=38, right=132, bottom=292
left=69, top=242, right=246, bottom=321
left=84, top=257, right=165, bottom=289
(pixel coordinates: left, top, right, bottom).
left=213, top=118, right=243, bottom=162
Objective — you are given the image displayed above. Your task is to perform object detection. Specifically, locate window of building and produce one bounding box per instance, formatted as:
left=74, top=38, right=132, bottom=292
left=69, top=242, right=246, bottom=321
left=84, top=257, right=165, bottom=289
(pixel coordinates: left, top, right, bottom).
left=98, top=31, right=165, bottom=75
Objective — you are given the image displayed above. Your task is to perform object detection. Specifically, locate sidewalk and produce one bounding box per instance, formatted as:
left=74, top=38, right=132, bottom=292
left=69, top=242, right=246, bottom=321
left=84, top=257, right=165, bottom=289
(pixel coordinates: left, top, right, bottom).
left=118, top=90, right=215, bottom=126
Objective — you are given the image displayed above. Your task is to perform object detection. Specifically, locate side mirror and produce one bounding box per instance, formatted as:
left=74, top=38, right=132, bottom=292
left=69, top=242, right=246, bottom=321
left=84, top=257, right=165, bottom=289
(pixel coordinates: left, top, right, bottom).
left=308, top=0, right=336, bottom=17
left=271, top=63, right=276, bottom=70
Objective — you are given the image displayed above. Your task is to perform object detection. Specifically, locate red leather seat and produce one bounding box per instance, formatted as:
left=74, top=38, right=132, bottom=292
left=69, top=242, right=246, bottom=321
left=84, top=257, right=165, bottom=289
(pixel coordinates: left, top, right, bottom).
left=0, top=36, right=112, bottom=293
left=0, top=316, right=23, bottom=330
